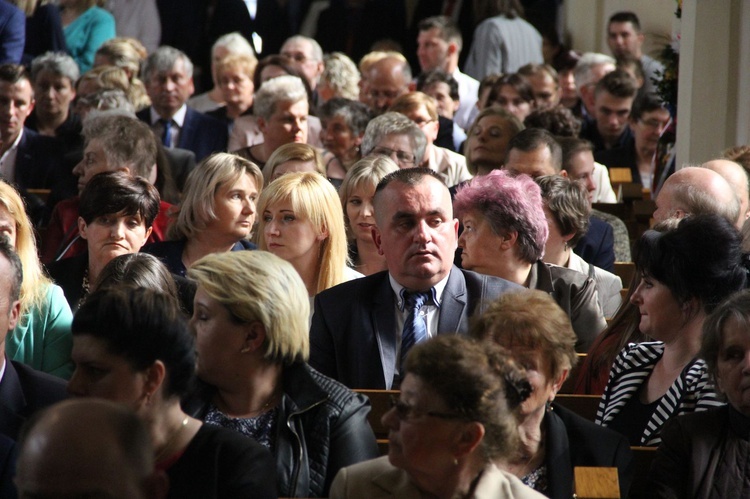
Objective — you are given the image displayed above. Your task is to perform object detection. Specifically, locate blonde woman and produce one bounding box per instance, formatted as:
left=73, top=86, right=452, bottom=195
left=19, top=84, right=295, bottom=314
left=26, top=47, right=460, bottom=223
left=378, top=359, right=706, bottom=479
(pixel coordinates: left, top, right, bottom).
left=207, top=53, right=257, bottom=126
left=0, top=181, right=73, bottom=379
left=94, top=37, right=150, bottom=110
left=338, top=156, right=398, bottom=276
left=257, top=172, right=360, bottom=298
left=143, top=153, right=264, bottom=277
left=318, top=52, right=360, bottom=103
left=264, top=143, right=326, bottom=184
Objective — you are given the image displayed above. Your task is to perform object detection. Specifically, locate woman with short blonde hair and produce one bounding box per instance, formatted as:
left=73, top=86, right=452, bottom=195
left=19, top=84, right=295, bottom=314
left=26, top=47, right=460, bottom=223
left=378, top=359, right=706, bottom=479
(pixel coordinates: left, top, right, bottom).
left=257, top=171, right=357, bottom=296
left=265, top=142, right=326, bottom=183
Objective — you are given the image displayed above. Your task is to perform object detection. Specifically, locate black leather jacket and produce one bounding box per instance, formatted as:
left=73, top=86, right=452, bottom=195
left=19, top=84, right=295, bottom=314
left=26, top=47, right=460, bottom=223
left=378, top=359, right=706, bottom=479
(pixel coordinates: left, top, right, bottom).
left=183, top=362, right=379, bottom=498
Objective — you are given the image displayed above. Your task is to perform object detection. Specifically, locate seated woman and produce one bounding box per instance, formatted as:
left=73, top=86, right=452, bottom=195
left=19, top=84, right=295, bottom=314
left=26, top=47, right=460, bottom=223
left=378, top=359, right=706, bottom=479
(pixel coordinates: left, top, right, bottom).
left=143, top=153, right=263, bottom=277
left=0, top=180, right=73, bottom=379
left=454, top=169, right=606, bottom=351
left=29, top=52, right=81, bottom=150
left=596, top=214, right=748, bottom=446
left=265, top=142, right=327, bottom=184
left=93, top=37, right=150, bottom=110
left=465, top=107, right=524, bottom=177
left=648, top=289, right=750, bottom=497
left=338, top=156, right=398, bottom=276
left=485, top=73, right=536, bottom=123
left=536, top=174, right=623, bottom=318
left=329, top=335, right=543, bottom=499
left=318, top=52, right=360, bottom=103
left=59, top=0, right=115, bottom=73
left=257, top=171, right=361, bottom=298
left=46, top=172, right=159, bottom=312
left=318, top=98, right=373, bottom=181
left=68, top=287, right=277, bottom=499
left=184, top=251, right=378, bottom=497
left=206, top=53, right=257, bottom=130
left=471, top=290, right=633, bottom=498
left=94, top=252, right=195, bottom=316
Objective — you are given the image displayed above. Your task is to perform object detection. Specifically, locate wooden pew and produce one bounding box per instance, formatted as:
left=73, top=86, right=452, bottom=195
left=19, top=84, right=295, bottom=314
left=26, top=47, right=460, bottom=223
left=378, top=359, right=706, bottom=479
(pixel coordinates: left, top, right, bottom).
left=574, top=467, right=620, bottom=498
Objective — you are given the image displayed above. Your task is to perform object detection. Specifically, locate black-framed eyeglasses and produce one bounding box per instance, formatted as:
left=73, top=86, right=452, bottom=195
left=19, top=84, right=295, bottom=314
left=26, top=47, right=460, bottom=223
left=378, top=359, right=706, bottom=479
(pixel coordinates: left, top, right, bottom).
left=389, top=395, right=464, bottom=421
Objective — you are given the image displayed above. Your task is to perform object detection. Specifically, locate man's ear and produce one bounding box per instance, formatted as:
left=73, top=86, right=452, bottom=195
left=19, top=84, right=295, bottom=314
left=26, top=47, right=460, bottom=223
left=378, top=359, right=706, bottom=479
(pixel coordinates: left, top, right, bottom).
left=372, top=226, right=384, bottom=255
left=7, top=299, right=20, bottom=331
left=560, top=170, right=568, bottom=178
left=257, top=117, right=267, bottom=134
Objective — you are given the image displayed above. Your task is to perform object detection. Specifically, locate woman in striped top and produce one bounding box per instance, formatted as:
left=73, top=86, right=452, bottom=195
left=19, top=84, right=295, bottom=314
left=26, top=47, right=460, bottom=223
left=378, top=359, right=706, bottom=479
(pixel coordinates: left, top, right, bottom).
left=596, top=214, right=749, bottom=446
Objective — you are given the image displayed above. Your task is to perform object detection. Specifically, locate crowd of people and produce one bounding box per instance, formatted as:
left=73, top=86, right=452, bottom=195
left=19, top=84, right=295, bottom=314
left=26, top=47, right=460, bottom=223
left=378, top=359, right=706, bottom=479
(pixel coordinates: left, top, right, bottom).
left=1, top=1, right=750, bottom=498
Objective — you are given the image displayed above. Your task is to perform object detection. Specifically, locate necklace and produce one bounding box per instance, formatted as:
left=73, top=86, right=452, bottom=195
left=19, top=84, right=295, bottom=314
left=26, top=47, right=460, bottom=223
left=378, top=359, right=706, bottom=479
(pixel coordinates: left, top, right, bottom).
left=246, top=392, right=279, bottom=417
left=155, top=416, right=189, bottom=463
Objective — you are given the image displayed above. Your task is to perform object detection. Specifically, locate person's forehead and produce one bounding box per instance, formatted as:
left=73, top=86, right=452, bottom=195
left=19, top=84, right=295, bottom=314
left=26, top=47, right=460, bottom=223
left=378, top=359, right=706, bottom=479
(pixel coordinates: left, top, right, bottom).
left=595, top=91, right=632, bottom=107
left=507, top=147, right=555, bottom=175
left=569, top=150, right=594, bottom=173
left=0, top=78, right=32, bottom=96
left=283, top=39, right=312, bottom=56
left=641, top=108, right=671, bottom=122
left=272, top=99, right=307, bottom=115
left=419, top=27, right=446, bottom=42
left=378, top=133, right=414, bottom=151
left=608, top=21, right=638, bottom=34
left=426, top=82, right=451, bottom=95
left=380, top=177, right=450, bottom=213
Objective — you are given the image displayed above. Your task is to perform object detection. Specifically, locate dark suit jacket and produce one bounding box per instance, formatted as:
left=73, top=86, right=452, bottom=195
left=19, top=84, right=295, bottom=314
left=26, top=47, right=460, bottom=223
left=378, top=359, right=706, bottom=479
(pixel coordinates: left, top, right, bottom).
left=580, top=120, right=634, bottom=154
left=45, top=252, right=87, bottom=313
left=137, top=107, right=228, bottom=162
left=574, top=216, right=615, bottom=272
left=14, top=127, right=66, bottom=190
left=595, top=136, right=641, bottom=185
left=546, top=403, right=633, bottom=499
left=309, top=266, right=521, bottom=389
left=0, top=358, right=67, bottom=441
left=0, top=432, right=16, bottom=499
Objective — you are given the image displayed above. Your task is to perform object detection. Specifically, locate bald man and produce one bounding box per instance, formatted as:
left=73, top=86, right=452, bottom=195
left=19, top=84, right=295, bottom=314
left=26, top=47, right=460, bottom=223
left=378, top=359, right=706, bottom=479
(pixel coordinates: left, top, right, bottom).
left=15, top=399, right=167, bottom=499
left=365, top=56, right=413, bottom=115
left=654, top=166, right=741, bottom=225
left=702, top=159, right=750, bottom=228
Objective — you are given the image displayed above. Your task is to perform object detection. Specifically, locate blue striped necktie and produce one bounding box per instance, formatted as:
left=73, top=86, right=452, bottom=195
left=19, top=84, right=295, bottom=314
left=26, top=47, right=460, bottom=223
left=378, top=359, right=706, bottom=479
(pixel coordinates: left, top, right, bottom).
left=401, top=290, right=430, bottom=368
left=160, top=119, right=173, bottom=147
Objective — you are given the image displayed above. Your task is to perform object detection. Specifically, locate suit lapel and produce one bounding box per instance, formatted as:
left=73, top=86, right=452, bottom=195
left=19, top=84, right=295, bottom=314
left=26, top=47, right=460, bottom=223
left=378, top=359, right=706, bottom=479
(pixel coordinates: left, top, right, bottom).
left=437, top=267, right=467, bottom=334
left=371, top=275, right=397, bottom=389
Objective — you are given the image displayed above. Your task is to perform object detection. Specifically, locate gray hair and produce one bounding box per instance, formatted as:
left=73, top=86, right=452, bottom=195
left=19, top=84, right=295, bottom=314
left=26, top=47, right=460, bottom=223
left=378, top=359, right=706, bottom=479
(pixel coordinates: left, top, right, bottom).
left=30, top=51, right=80, bottom=83
left=143, top=46, right=194, bottom=81
left=212, top=32, right=255, bottom=58
left=80, top=89, right=135, bottom=115
left=319, top=98, right=373, bottom=136
left=283, top=35, right=323, bottom=62
left=321, top=52, right=360, bottom=100
left=253, top=75, right=307, bottom=121
left=574, top=52, right=616, bottom=92
left=361, top=112, right=427, bottom=163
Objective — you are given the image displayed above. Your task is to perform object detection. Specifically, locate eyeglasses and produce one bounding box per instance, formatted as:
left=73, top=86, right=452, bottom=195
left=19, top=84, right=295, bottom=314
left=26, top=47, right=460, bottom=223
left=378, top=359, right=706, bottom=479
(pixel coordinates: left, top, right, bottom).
left=413, top=117, right=435, bottom=127
left=389, top=395, right=464, bottom=421
left=639, top=118, right=670, bottom=130
left=372, top=147, right=416, bottom=166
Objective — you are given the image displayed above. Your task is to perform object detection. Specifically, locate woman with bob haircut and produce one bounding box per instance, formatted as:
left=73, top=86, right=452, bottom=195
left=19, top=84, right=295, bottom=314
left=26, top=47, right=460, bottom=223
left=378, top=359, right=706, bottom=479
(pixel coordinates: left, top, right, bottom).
left=465, top=107, right=524, bottom=177
left=184, top=251, right=378, bottom=498
left=265, top=142, right=327, bottom=184
left=207, top=53, right=257, bottom=127
left=338, top=156, right=398, bottom=276
left=93, top=37, right=150, bottom=110
left=536, top=175, right=623, bottom=318
left=47, top=171, right=159, bottom=312
left=485, top=73, right=536, bottom=122
left=0, top=180, right=73, bottom=379
left=143, top=153, right=263, bottom=277
left=596, top=214, right=749, bottom=446
left=329, top=334, right=542, bottom=499
left=319, top=98, right=374, bottom=181
left=257, top=171, right=360, bottom=297
left=470, top=290, right=633, bottom=498
left=454, top=169, right=606, bottom=351
left=69, top=287, right=277, bottom=499
left=648, top=288, right=750, bottom=497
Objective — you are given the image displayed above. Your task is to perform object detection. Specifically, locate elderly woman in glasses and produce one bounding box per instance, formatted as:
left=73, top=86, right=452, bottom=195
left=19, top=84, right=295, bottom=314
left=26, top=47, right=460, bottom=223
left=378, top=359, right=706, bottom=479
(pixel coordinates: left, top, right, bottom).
left=359, top=112, right=427, bottom=170
left=330, top=335, right=544, bottom=499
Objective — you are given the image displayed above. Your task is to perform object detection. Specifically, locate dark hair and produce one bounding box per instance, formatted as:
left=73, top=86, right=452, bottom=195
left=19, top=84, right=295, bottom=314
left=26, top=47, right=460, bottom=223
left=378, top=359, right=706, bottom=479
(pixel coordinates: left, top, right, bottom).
left=702, top=289, right=750, bottom=389
left=404, top=335, right=530, bottom=460
left=374, top=167, right=445, bottom=196
left=0, top=63, right=30, bottom=85
left=630, top=94, right=667, bottom=121
left=487, top=73, right=535, bottom=106
left=0, top=237, right=22, bottom=303
left=608, top=11, right=642, bottom=32
left=633, top=214, right=748, bottom=314
left=558, top=137, right=594, bottom=173
left=418, top=15, right=462, bottom=49
left=523, top=106, right=582, bottom=137
left=535, top=174, right=590, bottom=247
left=253, top=54, right=314, bottom=105
left=552, top=50, right=582, bottom=74
left=318, top=97, right=373, bottom=136
left=475, top=0, right=524, bottom=22
left=594, top=69, right=638, bottom=99
left=72, top=288, right=195, bottom=398
left=95, top=253, right=178, bottom=299
left=416, top=69, right=460, bottom=102
left=78, top=172, right=161, bottom=227
left=505, top=127, right=562, bottom=170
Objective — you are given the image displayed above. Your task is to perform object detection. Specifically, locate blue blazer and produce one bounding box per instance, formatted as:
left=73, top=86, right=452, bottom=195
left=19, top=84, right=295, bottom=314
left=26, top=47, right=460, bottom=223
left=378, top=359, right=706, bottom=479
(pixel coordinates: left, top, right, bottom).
left=309, top=266, right=521, bottom=389
left=0, top=358, right=67, bottom=441
left=574, top=216, right=615, bottom=272
left=0, top=1, right=24, bottom=64
left=137, top=107, right=228, bottom=162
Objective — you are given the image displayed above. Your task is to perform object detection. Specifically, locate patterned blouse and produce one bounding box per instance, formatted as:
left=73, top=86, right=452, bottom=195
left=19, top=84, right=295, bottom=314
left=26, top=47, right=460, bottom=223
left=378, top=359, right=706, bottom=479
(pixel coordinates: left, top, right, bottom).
left=204, top=405, right=278, bottom=450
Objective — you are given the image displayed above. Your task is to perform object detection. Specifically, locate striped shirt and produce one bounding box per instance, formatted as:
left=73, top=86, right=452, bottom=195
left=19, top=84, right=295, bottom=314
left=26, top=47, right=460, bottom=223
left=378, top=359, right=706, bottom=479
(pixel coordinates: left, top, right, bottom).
left=595, top=341, right=724, bottom=446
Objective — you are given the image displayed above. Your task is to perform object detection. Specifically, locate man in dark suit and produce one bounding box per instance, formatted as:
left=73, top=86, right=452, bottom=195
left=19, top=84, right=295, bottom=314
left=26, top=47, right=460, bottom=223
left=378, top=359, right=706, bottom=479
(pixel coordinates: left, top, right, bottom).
left=138, top=46, right=227, bottom=162
left=0, top=1, right=24, bottom=64
left=0, top=239, right=66, bottom=441
left=0, top=64, right=66, bottom=192
left=310, top=168, right=520, bottom=389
